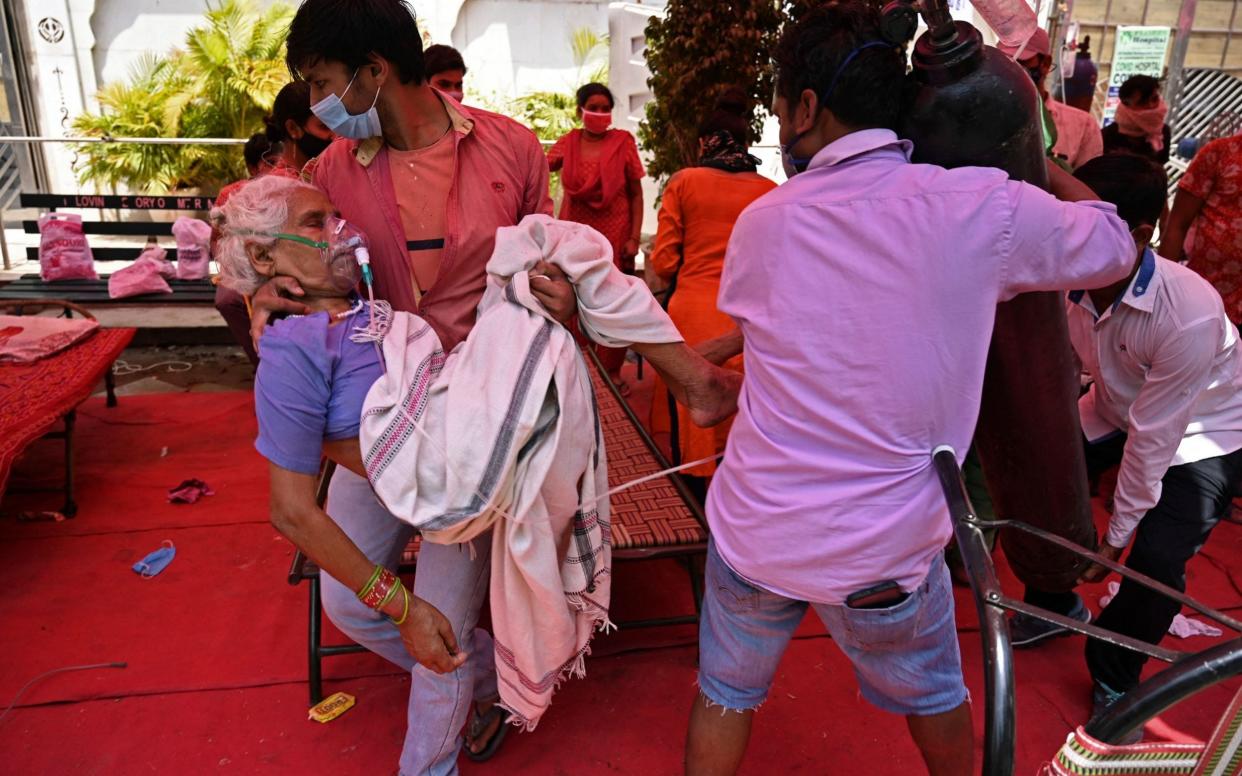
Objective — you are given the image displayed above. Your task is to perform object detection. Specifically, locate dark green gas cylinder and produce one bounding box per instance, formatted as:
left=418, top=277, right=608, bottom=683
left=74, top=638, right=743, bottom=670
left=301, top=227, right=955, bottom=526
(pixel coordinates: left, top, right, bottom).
left=899, top=7, right=1095, bottom=591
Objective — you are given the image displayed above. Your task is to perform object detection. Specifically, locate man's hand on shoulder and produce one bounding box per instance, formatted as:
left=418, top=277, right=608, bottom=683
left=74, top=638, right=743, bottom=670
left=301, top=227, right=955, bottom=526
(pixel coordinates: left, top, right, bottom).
left=249, top=277, right=311, bottom=352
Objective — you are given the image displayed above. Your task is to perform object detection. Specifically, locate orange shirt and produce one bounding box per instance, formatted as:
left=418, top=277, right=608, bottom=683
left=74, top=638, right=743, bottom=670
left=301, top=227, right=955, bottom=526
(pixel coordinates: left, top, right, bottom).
left=388, top=128, right=456, bottom=298
left=650, top=167, right=777, bottom=341
left=648, top=166, right=777, bottom=476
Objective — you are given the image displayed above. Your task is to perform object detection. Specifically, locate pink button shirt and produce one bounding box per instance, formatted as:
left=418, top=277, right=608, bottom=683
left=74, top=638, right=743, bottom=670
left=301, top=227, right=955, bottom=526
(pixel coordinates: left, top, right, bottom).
left=709, top=129, right=1135, bottom=604
left=313, top=95, right=553, bottom=351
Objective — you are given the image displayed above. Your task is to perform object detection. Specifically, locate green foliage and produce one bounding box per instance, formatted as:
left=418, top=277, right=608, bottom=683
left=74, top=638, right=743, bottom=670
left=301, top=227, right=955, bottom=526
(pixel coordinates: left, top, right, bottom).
left=639, top=1, right=786, bottom=184
left=638, top=0, right=883, bottom=183
left=570, top=27, right=610, bottom=87
left=507, top=90, right=579, bottom=144
left=73, top=0, right=294, bottom=192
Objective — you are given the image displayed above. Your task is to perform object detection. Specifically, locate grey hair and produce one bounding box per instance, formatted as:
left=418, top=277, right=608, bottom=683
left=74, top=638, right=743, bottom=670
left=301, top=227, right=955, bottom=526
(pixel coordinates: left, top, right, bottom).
left=212, top=174, right=320, bottom=295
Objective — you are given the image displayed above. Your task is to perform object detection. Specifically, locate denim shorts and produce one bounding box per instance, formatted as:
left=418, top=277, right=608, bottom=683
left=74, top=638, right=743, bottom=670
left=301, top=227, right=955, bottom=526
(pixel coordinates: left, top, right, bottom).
left=697, top=540, right=968, bottom=716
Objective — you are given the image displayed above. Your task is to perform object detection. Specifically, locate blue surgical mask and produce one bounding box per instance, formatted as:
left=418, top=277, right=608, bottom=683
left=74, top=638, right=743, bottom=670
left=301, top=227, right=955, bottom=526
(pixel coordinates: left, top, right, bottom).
left=310, top=69, right=382, bottom=140
left=779, top=40, right=894, bottom=178
left=133, top=540, right=176, bottom=578
left=781, top=131, right=812, bottom=178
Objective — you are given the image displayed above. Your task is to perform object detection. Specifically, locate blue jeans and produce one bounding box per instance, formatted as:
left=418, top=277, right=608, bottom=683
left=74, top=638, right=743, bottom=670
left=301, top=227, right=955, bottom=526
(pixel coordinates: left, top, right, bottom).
left=322, top=468, right=497, bottom=776
left=698, top=540, right=967, bottom=716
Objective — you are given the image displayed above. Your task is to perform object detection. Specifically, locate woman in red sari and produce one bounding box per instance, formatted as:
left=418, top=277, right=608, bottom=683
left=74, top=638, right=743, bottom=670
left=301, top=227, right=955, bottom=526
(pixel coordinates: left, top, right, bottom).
left=548, top=83, right=645, bottom=391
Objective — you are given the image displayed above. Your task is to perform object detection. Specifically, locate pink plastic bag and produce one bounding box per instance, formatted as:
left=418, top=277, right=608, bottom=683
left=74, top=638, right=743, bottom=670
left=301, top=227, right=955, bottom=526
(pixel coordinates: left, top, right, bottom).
left=38, top=213, right=98, bottom=281
left=172, top=217, right=212, bottom=280
left=108, top=246, right=174, bottom=299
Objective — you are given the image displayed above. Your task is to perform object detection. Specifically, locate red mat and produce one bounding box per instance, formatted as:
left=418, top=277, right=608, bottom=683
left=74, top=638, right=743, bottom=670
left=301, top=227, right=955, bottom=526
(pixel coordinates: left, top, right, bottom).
left=0, top=391, right=266, bottom=536
left=1, top=390, right=1240, bottom=774
left=0, top=327, right=134, bottom=497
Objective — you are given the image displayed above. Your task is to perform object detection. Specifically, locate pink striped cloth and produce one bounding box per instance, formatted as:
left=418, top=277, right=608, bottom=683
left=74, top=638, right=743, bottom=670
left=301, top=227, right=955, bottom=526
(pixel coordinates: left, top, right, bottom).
left=360, top=215, right=681, bottom=729
left=0, top=314, right=99, bottom=364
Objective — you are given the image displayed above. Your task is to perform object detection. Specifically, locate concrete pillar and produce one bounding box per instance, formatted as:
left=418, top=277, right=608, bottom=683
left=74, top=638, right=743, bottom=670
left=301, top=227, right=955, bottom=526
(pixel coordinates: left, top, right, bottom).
left=19, top=0, right=98, bottom=192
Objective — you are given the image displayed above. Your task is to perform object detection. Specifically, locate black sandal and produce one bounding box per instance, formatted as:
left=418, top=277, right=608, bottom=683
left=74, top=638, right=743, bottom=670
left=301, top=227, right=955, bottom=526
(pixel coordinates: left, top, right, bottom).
left=463, top=703, right=509, bottom=763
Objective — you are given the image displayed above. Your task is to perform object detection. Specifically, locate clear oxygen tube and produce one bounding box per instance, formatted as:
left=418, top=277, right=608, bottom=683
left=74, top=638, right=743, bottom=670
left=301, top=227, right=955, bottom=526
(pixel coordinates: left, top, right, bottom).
left=970, top=0, right=1038, bottom=58
left=325, top=217, right=388, bottom=373
left=354, top=244, right=386, bottom=373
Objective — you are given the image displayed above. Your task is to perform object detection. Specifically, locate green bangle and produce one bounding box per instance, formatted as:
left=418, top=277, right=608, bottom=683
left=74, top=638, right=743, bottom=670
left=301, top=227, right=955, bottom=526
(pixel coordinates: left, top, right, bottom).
left=356, top=564, right=383, bottom=601
left=392, top=587, right=411, bottom=626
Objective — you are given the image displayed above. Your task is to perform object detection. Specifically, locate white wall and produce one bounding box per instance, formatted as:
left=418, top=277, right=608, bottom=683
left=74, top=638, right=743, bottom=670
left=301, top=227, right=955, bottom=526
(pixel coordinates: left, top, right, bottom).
left=90, top=0, right=237, bottom=89
left=451, top=0, right=610, bottom=99
left=20, top=0, right=99, bottom=192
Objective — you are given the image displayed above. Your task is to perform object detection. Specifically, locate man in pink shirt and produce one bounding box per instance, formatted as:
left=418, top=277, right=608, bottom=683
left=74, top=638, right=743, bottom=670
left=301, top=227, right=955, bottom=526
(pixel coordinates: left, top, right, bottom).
left=684, top=5, right=1134, bottom=774
left=1000, top=28, right=1103, bottom=170
left=252, top=1, right=575, bottom=773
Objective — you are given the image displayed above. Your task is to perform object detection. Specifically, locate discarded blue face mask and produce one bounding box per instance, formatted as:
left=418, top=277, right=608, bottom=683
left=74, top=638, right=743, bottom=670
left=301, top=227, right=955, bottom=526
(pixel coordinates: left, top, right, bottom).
left=133, top=540, right=176, bottom=578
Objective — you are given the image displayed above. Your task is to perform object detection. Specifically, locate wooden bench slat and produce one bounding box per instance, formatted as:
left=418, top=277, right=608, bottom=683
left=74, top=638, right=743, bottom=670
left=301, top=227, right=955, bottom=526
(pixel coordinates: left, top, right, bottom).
left=0, top=275, right=216, bottom=304
left=23, top=220, right=177, bottom=236
left=26, top=247, right=181, bottom=262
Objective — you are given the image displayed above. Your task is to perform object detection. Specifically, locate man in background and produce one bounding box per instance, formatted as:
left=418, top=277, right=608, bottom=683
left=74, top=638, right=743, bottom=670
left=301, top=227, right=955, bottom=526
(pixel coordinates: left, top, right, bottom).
left=1001, top=28, right=1103, bottom=169
left=424, top=43, right=467, bottom=103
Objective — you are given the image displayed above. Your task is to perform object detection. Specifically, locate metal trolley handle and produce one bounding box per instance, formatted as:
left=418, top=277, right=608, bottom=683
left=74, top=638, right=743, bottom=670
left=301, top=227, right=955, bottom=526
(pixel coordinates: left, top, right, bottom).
left=931, top=445, right=1242, bottom=776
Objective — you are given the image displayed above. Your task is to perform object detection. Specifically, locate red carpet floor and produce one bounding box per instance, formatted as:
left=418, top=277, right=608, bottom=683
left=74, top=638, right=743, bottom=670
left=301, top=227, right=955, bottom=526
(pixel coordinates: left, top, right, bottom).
left=1, top=388, right=1239, bottom=774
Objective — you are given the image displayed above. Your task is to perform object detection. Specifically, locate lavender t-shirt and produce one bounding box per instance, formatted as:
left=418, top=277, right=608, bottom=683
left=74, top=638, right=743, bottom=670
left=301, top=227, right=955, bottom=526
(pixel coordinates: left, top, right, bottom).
left=254, top=305, right=383, bottom=474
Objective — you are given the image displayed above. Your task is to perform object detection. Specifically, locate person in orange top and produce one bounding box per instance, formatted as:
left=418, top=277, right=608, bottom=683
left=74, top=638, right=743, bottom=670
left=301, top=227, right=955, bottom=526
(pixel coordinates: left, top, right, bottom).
left=648, top=93, right=777, bottom=501
left=548, top=83, right=645, bottom=390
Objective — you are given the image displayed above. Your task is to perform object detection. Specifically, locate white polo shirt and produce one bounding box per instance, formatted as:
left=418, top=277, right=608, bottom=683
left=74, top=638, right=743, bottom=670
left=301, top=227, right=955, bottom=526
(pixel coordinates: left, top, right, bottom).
left=1067, top=250, right=1242, bottom=547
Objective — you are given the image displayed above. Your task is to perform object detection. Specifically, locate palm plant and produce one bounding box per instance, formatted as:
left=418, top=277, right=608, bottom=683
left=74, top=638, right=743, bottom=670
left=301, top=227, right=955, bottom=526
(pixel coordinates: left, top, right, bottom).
left=73, top=0, right=294, bottom=192
left=570, top=27, right=610, bottom=87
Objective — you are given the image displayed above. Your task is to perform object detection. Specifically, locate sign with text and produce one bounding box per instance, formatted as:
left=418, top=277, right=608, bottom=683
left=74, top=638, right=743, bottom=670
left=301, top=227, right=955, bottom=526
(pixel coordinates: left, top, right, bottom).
left=1103, top=26, right=1172, bottom=126
left=19, top=193, right=216, bottom=211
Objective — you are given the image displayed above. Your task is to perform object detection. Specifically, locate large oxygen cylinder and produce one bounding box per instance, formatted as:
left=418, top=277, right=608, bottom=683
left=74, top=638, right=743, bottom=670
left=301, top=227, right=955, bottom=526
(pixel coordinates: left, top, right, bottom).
left=897, top=6, right=1095, bottom=590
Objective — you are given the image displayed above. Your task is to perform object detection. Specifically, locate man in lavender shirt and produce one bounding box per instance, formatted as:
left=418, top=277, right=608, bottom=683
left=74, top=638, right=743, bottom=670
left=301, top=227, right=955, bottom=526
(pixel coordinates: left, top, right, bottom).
left=683, top=4, right=1135, bottom=774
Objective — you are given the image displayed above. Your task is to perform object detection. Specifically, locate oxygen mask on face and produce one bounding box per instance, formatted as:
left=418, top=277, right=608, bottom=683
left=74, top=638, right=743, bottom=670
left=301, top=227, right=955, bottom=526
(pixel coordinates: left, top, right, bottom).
left=268, top=215, right=368, bottom=294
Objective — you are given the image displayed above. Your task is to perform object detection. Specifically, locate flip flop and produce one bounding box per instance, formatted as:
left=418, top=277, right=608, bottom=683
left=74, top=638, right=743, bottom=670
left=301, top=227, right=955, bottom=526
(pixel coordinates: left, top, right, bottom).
left=463, top=703, right=509, bottom=763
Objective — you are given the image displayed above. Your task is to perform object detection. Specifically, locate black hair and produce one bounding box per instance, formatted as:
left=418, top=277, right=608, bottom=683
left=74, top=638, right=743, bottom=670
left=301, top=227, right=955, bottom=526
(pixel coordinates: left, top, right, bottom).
left=264, top=81, right=313, bottom=144
left=243, top=132, right=274, bottom=170
left=575, top=82, right=614, bottom=110
left=774, top=1, right=906, bottom=131
left=423, top=44, right=466, bottom=77
left=1118, top=75, right=1161, bottom=104
left=698, top=87, right=750, bottom=145
left=1073, top=153, right=1168, bottom=230
left=287, top=0, right=425, bottom=85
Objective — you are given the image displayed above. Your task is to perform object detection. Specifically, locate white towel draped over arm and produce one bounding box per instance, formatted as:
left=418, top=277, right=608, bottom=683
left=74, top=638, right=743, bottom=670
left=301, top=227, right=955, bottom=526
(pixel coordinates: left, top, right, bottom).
left=360, top=214, right=682, bottom=730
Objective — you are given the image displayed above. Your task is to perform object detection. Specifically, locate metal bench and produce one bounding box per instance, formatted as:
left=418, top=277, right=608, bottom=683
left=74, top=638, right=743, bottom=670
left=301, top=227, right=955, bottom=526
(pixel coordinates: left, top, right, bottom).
left=287, top=348, right=707, bottom=705
left=1, top=193, right=217, bottom=306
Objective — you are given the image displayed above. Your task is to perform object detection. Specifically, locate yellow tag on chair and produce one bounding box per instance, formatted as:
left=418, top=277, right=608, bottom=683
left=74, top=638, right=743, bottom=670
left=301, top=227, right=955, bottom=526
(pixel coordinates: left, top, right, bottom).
left=308, top=692, right=356, bottom=723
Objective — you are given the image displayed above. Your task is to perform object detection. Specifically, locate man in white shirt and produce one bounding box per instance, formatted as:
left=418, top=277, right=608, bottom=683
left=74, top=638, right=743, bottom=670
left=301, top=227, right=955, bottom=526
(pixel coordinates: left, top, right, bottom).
left=1021, top=154, right=1242, bottom=721
left=1000, top=29, right=1103, bottom=169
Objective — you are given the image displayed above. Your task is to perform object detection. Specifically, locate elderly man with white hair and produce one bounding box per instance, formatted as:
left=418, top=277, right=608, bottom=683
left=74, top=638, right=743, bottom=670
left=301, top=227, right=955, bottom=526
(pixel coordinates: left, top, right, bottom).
left=214, top=173, right=739, bottom=771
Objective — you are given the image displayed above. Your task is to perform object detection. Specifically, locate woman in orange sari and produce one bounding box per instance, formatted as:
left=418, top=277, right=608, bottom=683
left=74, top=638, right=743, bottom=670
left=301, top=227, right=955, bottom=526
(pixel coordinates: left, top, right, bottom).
left=548, top=83, right=645, bottom=391
left=648, top=94, right=776, bottom=502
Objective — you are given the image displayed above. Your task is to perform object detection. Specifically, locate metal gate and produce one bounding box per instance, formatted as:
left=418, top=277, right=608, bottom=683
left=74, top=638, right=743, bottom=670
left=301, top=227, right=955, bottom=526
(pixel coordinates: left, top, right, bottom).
left=0, top=0, right=42, bottom=215
left=1166, top=67, right=1242, bottom=188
